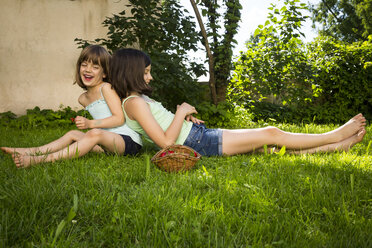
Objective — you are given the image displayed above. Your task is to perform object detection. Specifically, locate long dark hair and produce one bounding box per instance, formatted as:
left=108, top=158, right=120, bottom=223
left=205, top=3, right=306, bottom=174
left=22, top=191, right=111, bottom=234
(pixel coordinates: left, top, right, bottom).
left=110, top=48, right=152, bottom=99
left=74, top=45, right=111, bottom=90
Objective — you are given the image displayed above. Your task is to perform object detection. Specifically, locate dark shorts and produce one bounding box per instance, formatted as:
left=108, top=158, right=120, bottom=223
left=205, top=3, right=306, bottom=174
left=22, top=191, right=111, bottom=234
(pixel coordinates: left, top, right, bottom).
left=120, top=135, right=142, bottom=155
left=183, top=123, right=222, bottom=156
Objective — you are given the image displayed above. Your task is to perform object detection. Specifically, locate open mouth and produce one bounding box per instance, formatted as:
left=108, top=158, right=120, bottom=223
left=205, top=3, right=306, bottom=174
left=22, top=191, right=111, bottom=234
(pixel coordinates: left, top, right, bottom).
left=84, top=75, right=94, bottom=81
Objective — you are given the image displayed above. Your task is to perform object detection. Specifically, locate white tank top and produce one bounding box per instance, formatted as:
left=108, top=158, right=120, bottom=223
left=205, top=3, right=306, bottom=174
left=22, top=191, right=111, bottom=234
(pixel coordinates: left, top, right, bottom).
left=85, top=84, right=142, bottom=146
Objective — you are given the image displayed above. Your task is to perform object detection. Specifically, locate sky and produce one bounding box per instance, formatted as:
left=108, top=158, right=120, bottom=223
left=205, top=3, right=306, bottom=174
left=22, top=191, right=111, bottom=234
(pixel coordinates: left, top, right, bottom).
left=179, top=0, right=322, bottom=79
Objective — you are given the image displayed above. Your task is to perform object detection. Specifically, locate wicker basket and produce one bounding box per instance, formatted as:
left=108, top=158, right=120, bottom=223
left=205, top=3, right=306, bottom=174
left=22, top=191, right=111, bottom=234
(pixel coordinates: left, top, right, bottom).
left=151, top=145, right=201, bottom=172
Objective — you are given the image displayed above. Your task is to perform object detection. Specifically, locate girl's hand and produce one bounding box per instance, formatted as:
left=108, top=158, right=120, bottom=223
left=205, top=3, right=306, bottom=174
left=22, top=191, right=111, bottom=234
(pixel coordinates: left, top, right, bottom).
left=186, top=115, right=204, bottom=124
left=176, top=102, right=197, bottom=117
left=74, top=116, right=91, bottom=129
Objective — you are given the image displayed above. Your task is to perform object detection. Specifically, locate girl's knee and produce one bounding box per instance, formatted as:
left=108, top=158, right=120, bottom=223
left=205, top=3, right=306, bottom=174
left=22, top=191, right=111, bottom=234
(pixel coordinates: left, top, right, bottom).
left=86, top=129, right=104, bottom=139
left=66, top=130, right=84, bottom=141
left=263, top=126, right=282, bottom=137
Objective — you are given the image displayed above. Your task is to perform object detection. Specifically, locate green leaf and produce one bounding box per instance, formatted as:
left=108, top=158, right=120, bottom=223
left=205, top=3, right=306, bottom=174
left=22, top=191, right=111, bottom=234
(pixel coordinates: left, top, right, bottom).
left=254, top=28, right=261, bottom=37
left=73, top=194, right=78, bottom=212
left=66, top=208, right=76, bottom=223
left=52, top=220, right=66, bottom=246
left=276, top=146, right=286, bottom=156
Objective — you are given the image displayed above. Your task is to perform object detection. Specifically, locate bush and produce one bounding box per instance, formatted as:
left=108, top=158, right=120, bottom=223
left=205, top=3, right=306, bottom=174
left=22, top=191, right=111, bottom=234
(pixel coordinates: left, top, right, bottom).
left=0, top=106, right=90, bottom=129
left=306, top=36, right=372, bottom=123
left=228, top=1, right=371, bottom=124
left=196, top=102, right=253, bottom=128
left=230, top=35, right=372, bottom=124
left=228, top=0, right=316, bottom=123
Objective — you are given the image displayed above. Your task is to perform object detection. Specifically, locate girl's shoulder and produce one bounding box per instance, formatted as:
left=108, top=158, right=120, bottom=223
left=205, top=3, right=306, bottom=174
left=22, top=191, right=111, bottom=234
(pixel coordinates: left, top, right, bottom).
left=101, top=82, right=112, bottom=92
left=78, top=92, right=89, bottom=107
left=124, top=95, right=150, bottom=111
left=123, top=95, right=149, bottom=119
left=124, top=95, right=146, bottom=105
left=101, top=82, right=120, bottom=97
left=124, top=94, right=155, bottom=107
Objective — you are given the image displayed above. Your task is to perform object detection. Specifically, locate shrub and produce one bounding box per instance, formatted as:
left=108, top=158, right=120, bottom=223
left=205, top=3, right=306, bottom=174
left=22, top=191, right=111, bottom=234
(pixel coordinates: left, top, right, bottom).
left=196, top=102, right=253, bottom=128
left=228, top=0, right=371, bottom=124
left=0, top=106, right=90, bottom=129
left=306, top=36, right=372, bottom=122
left=228, top=0, right=315, bottom=123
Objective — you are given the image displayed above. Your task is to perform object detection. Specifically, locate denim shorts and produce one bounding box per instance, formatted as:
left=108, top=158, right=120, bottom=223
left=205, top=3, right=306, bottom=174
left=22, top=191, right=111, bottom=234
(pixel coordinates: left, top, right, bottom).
left=120, top=135, right=142, bottom=155
left=183, top=123, right=222, bottom=156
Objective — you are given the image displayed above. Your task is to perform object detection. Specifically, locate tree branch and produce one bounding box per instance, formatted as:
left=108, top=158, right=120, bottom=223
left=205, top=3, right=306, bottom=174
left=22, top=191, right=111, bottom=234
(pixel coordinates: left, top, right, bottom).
left=190, top=0, right=218, bottom=105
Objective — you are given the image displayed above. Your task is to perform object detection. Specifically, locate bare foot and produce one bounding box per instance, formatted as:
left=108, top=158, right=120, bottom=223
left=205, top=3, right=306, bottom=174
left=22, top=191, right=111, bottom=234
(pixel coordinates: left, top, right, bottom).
left=1, top=147, right=16, bottom=154
left=333, top=128, right=366, bottom=152
left=11, top=153, right=47, bottom=168
left=327, top=113, right=366, bottom=142
left=292, top=128, right=366, bottom=154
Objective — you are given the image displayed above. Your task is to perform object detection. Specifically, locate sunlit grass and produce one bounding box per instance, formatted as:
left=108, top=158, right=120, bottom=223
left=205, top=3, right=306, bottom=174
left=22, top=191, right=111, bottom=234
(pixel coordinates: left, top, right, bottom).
left=0, top=124, right=371, bottom=247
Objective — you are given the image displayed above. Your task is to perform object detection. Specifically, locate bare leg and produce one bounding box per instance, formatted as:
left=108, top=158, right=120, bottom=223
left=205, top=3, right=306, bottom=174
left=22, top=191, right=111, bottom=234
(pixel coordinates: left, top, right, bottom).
left=1, top=130, right=103, bottom=155
left=222, top=114, right=366, bottom=155
left=11, top=129, right=126, bottom=168
left=290, top=128, right=366, bottom=154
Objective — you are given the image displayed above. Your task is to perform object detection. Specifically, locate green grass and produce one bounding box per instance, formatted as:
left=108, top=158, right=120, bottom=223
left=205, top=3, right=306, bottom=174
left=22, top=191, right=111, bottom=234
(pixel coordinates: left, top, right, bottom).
left=0, top=124, right=371, bottom=247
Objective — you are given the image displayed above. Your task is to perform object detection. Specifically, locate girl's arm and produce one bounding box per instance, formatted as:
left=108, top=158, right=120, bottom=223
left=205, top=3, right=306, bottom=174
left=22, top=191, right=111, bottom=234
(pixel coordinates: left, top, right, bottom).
left=125, top=97, right=196, bottom=148
left=76, top=84, right=124, bottom=129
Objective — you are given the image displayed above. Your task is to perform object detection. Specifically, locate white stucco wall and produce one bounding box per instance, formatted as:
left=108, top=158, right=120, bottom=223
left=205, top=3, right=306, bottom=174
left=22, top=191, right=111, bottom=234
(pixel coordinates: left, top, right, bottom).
left=0, top=0, right=129, bottom=115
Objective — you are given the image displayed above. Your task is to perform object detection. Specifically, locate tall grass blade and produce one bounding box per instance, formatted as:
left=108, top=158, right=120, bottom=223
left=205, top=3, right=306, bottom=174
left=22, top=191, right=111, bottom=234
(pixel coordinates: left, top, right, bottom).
left=350, top=174, right=354, bottom=195
left=74, top=146, right=79, bottom=159
left=263, top=144, right=268, bottom=155
left=145, top=155, right=150, bottom=180
left=52, top=220, right=66, bottom=246
left=51, top=194, right=78, bottom=246
left=202, top=165, right=209, bottom=177
left=73, top=194, right=78, bottom=212
left=366, top=140, right=372, bottom=155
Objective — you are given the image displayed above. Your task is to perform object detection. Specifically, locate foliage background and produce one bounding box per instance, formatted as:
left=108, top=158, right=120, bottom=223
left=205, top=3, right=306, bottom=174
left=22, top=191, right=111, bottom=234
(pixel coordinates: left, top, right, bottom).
left=2, top=0, right=371, bottom=126
left=76, top=0, right=206, bottom=111
left=229, top=0, right=372, bottom=124
left=71, top=0, right=372, bottom=125
left=310, top=0, right=372, bottom=42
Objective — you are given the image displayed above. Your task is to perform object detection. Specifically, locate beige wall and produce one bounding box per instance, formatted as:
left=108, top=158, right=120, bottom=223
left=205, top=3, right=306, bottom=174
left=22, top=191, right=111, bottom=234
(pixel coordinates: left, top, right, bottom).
left=0, top=0, right=129, bottom=115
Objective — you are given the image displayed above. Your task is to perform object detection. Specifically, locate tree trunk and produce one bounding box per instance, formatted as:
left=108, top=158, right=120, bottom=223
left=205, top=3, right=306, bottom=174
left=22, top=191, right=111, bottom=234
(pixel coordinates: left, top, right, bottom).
left=190, top=0, right=218, bottom=105
left=216, top=84, right=227, bottom=102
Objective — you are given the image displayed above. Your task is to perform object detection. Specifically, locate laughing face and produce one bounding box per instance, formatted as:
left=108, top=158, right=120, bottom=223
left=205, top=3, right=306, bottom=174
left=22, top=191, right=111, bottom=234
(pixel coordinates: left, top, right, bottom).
left=79, top=60, right=106, bottom=88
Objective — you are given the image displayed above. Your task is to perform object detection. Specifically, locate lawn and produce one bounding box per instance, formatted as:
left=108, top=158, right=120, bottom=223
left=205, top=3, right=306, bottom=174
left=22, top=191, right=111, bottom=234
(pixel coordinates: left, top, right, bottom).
left=0, top=124, right=371, bottom=247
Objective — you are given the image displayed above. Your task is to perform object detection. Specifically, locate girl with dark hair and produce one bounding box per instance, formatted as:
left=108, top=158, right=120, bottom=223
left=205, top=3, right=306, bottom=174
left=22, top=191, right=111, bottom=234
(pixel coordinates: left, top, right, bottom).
left=110, top=48, right=366, bottom=156
left=1, top=45, right=142, bottom=167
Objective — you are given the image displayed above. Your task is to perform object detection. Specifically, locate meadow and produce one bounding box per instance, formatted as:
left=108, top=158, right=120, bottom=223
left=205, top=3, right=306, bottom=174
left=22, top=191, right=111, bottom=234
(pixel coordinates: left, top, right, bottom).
left=0, top=123, right=371, bottom=247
